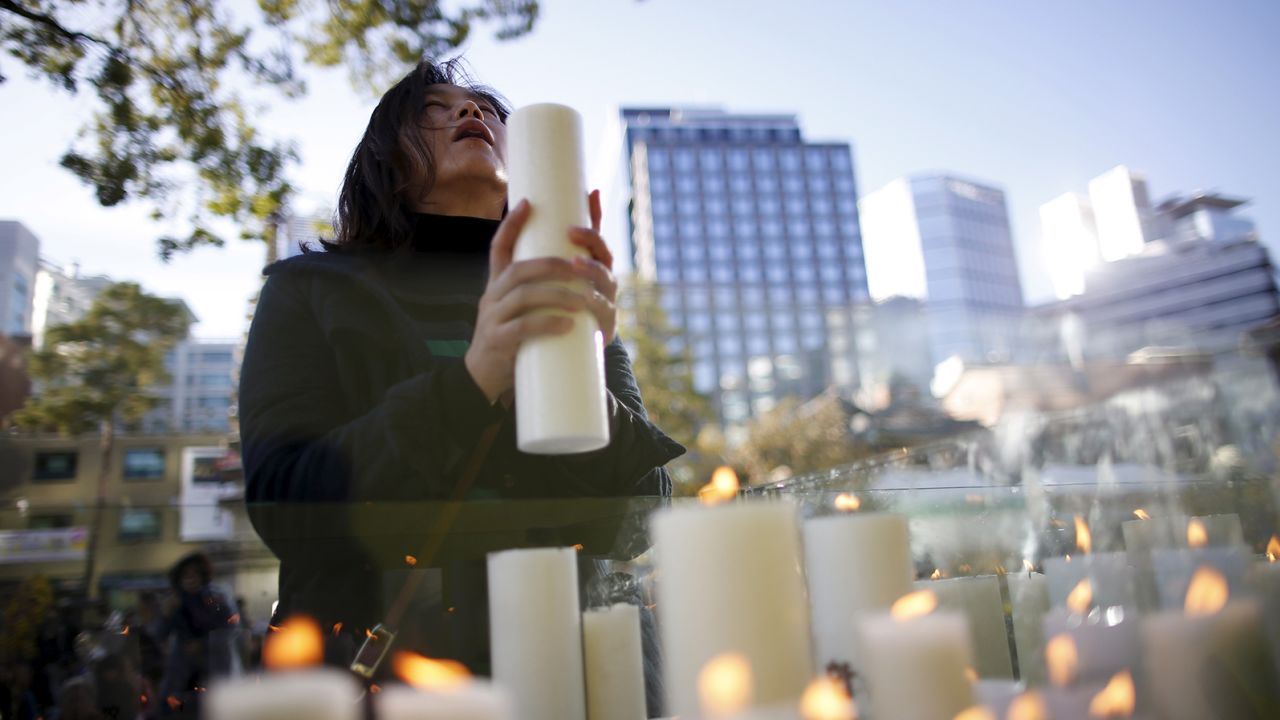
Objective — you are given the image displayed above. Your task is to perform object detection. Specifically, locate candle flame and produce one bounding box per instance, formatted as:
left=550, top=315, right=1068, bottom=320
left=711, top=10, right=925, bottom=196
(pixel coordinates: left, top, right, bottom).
left=1074, top=515, right=1092, bottom=554
left=891, top=590, right=938, bottom=620
left=800, top=676, right=857, bottom=720
left=952, top=707, right=996, bottom=720
left=1187, top=518, right=1208, bottom=549
left=1184, top=566, right=1228, bottom=616
left=1007, top=691, right=1049, bottom=720
left=698, top=466, right=740, bottom=506
left=405, top=554, right=418, bottom=566
left=1087, top=670, right=1135, bottom=717
left=834, top=493, right=861, bottom=512
left=1268, top=535, right=1279, bottom=563
left=1046, top=633, right=1079, bottom=688
left=931, top=568, right=943, bottom=580
left=262, top=616, right=324, bottom=669
left=698, top=654, right=753, bottom=717
left=1067, top=578, right=1094, bottom=615
left=392, top=651, right=471, bottom=691
left=332, top=622, right=343, bottom=636
left=120, top=625, right=129, bottom=635
left=1023, top=559, right=1035, bottom=573
left=1132, top=508, right=1150, bottom=521
left=964, top=667, right=978, bottom=683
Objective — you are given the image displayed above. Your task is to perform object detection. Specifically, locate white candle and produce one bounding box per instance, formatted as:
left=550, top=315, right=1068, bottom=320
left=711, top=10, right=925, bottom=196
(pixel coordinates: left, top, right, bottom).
left=917, top=575, right=1014, bottom=678
left=583, top=604, right=646, bottom=720
left=1006, top=572, right=1050, bottom=687
left=1040, top=608, right=1140, bottom=685
left=1123, top=514, right=1185, bottom=611
left=1150, top=547, right=1251, bottom=609
left=1251, top=560, right=1280, bottom=689
left=651, top=501, right=814, bottom=717
left=506, top=103, right=609, bottom=454
left=1142, top=599, right=1276, bottom=720
left=972, top=679, right=1020, bottom=719
left=857, top=605, right=975, bottom=719
left=1043, top=552, right=1136, bottom=610
left=377, top=682, right=512, bottom=720
left=803, top=512, right=913, bottom=678
left=205, top=668, right=361, bottom=720
left=487, top=547, right=587, bottom=720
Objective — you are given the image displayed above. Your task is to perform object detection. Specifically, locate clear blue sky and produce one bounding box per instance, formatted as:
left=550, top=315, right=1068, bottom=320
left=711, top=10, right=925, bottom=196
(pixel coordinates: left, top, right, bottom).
left=2, top=0, right=1277, bottom=336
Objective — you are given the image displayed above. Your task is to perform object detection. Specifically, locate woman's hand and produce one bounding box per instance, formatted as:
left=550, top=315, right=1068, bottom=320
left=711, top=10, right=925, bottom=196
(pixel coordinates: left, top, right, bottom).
left=464, top=190, right=617, bottom=404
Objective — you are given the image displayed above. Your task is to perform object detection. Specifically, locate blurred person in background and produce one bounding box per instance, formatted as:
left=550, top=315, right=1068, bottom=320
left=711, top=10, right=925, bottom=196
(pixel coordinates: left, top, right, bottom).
left=156, top=552, right=240, bottom=718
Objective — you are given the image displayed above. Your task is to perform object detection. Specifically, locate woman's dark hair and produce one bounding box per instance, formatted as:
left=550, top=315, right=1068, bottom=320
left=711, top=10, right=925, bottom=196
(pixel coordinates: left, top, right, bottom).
left=168, top=551, right=213, bottom=592
left=319, top=58, right=511, bottom=253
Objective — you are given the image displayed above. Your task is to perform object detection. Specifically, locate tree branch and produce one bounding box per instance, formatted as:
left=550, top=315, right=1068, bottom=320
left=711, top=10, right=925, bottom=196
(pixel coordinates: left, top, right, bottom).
left=0, top=0, right=116, bottom=50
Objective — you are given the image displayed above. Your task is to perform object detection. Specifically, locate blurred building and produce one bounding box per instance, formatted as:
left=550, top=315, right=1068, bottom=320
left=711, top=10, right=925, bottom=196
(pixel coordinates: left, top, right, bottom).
left=1088, top=165, right=1158, bottom=262
left=1037, top=238, right=1279, bottom=361
left=1039, top=192, right=1098, bottom=299
left=860, top=174, right=1025, bottom=368
left=0, top=432, right=276, bottom=616
left=841, top=296, right=935, bottom=407
left=0, top=220, right=40, bottom=337
left=1154, top=192, right=1257, bottom=245
left=30, top=259, right=114, bottom=348
left=281, top=211, right=333, bottom=260
left=619, top=107, right=871, bottom=424
left=143, top=339, right=238, bottom=434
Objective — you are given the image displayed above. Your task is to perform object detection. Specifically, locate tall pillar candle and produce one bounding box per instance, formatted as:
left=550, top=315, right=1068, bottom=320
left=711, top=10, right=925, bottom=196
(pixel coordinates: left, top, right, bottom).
left=1150, top=546, right=1251, bottom=609
left=917, top=575, right=1014, bottom=678
left=1006, top=571, right=1050, bottom=686
left=1040, top=609, right=1140, bottom=685
left=206, top=668, right=361, bottom=720
left=803, top=512, right=913, bottom=679
left=857, top=601, right=976, bottom=720
left=583, top=603, right=646, bottom=720
left=1142, top=598, right=1278, bottom=720
left=488, top=547, right=587, bottom=720
left=1122, top=515, right=1186, bottom=611
left=652, top=501, right=814, bottom=717
left=506, top=103, right=609, bottom=454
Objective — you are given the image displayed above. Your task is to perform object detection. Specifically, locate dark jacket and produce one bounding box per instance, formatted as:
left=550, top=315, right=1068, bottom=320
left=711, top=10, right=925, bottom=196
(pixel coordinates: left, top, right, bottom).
left=239, top=223, right=684, bottom=670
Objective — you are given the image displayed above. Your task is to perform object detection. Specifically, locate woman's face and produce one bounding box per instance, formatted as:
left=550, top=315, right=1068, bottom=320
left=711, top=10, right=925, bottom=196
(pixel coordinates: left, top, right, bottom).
left=417, top=83, right=508, bottom=211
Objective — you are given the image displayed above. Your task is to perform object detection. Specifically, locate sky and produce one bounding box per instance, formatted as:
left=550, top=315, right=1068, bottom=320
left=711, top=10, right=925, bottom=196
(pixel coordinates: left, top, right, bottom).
left=2, top=0, right=1278, bottom=338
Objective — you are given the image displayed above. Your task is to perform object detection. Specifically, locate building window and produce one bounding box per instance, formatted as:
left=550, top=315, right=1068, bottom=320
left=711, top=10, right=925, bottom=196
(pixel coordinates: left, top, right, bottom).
left=700, top=149, right=722, bottom=169
left=33, top=451, right=78, bottom=482
left=648, top=148, right=670, bottom=170
left=805, top=148, right=827, bottom=169
left=752, top=149, right=775, bottom=170
left=119, top=509, right=162, bottom=543
left=198, top=351, right=233, bottom=364
left=123, top=448, right=165, bottom=480
left=674, top=149, right=696, bottom=171
left=676, top=177, right=699, bottom=195
left=779, top=149, right=802, bottom=170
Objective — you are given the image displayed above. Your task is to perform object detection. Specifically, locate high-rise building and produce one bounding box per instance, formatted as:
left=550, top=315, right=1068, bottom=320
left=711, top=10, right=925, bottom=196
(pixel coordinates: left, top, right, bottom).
left=1039, top=193, right=1099, bottom=299
left=860, top=174, right=1025, bottom=368
left=31, top=260, right=114, bottom=348
left=144, top=339, right=238, bottom=434
left=1088, top=165, right=1157, bottom=262
left=0, top=220, right=41, bottom=337
left=619, top=108, right=870, bottom=423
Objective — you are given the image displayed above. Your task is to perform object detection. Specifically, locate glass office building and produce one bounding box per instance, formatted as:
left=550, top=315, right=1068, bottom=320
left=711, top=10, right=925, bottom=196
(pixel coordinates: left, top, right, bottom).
left=619, top=108, right=870, bottom=424
left=861, top=175, right=1025, bottom=368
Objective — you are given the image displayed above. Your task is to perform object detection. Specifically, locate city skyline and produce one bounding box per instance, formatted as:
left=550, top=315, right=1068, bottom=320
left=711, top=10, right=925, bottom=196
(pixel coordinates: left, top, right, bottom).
left=1, top=0, right=1277, bottom=338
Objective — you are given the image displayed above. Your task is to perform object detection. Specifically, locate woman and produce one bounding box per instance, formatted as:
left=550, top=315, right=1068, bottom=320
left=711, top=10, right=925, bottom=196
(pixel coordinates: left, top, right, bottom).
left=239, top=59, right=684, bottom=678
left=156, top=553, right=241, bottom=717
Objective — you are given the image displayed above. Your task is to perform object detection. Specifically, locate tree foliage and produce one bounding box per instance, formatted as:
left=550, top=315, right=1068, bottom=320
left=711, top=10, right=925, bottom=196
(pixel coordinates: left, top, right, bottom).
left=616, top=279, right=716, bottom=492
left=1, top=0, right=539, bottom=259
left=13, top=282, right=190, bottom=433
left=730, top=392, right=874, bottom=484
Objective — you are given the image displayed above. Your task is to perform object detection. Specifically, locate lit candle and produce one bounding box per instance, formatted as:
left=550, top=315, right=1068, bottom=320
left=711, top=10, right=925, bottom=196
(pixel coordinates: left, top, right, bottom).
left=857, top=590, right=976, bottom=720
left=205, top=617, right=360, bottom=720
left=1142, top=566, right=1279, bottom=720
left=378, top=652, right=511, bottom=720
left=1122, top=511, right=1184, bottom=612
left=1150, top=516, right=1251, bottom=609
left=916, top=574, right=1013, bottom=678
left=487, top=547, right=587, bottom=720
left=506, top=103, right=609, bottom=454
left=1045, top=516, right=1136, bottom=610
left=652, top=484, right=814, bottom=718
left=803, top=512, right=913, bottom=683
left=1039, top=610, right=1140, bottom=686
left=582, top=604, right=646, bottom=720
left=1252, top=537, right=1280, bottom=689
left=1006, top=568, right=1050, bottom=686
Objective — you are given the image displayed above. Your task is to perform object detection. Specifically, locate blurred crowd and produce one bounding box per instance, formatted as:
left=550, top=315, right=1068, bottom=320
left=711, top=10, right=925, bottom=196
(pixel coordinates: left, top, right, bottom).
left=1, top=552, right=265, bottom=720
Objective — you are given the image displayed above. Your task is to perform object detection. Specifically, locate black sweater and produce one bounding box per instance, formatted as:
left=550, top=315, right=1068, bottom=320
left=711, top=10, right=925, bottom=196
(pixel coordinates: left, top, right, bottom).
left=239, top=214, right=684, bottom=669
